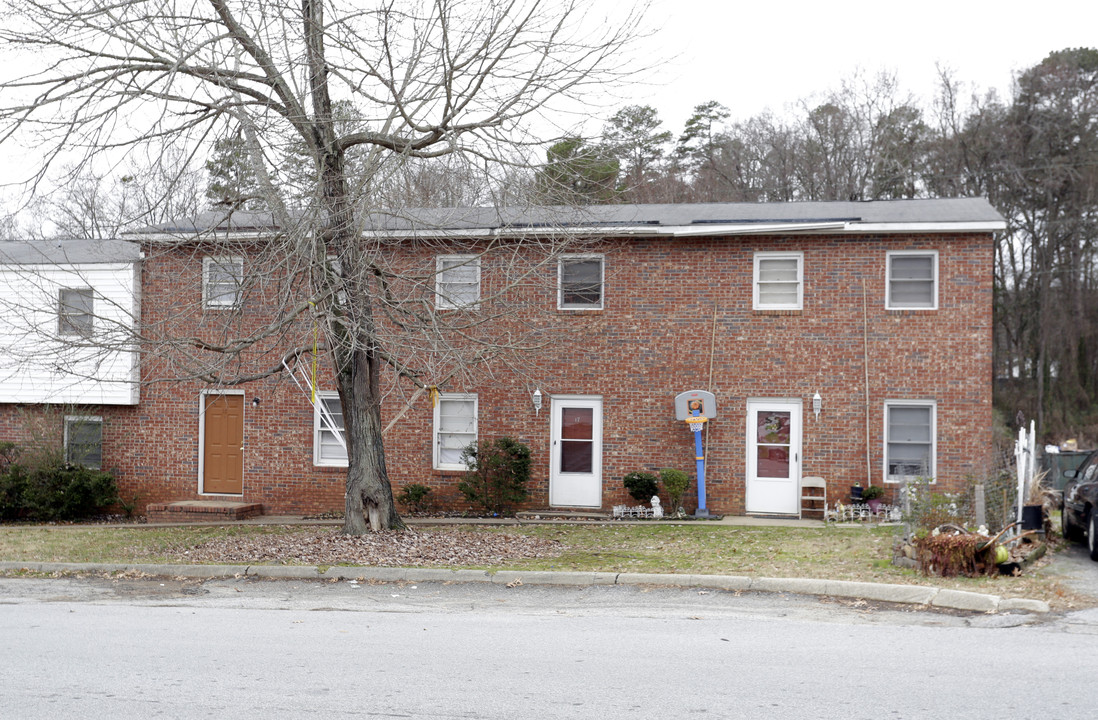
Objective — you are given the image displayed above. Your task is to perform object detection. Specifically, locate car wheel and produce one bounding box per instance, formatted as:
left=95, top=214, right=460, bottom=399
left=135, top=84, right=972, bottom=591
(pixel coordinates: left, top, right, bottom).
left=1064, top=505, right=1078, bottom=541
left=1089, top=512, right=1098, bottom=562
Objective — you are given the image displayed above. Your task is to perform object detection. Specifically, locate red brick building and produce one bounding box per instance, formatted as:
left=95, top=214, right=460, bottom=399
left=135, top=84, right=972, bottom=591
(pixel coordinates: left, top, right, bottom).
left=0, top=198, right=1004, bottom=518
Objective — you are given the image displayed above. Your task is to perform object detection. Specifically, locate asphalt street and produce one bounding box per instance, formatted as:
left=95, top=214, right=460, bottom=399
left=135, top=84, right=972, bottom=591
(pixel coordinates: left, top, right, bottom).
left=2, top=575, right=1097, bottom=720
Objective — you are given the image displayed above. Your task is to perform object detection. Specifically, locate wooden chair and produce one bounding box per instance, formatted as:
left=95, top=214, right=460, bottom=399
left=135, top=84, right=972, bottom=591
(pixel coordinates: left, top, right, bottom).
left=800, top=476, right=827, bottom=519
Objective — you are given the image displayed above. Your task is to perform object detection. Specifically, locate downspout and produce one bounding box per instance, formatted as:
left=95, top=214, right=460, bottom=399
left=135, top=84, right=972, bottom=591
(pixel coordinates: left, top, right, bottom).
left=705, top=303, right=718, bottom=476
left=863, top=280, right=872, bottom=487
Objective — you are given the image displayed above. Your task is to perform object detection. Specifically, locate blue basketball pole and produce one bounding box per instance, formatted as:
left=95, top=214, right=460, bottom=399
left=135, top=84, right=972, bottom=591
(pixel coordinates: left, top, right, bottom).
left=691, top=408, right=709, bottom=518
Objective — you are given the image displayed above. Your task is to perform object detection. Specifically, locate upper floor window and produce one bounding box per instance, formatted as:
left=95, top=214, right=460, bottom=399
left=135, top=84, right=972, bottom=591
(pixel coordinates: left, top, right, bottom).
left=313, top=392, right=347, bottom=467
left=558, top=255, right=603, bottom=310
left=435, top=255, right=480, bottom=309
left=434, top=393, right=477, bottom=470
left=58, top=287, right=94, bottom=337
left=203, top=256, right=243, bottom=309
left=64, top=415, right=103, bottom=469
left=887, top=251, right=937, bottom=310
left=753, top=252, right=803, bottom=310
left=884, top=401, right=936, bottom=482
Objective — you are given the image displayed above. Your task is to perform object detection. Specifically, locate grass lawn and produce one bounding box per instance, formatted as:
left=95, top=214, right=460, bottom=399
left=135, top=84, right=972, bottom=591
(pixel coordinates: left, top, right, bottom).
left=0, top=521, right=1088, bottom=609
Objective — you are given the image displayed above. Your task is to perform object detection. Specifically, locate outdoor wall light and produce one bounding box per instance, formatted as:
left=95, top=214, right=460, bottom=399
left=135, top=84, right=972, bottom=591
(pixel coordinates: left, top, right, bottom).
left=251, top=397, right=261, bottom=407
left=812, top=392, right=822, bottom=420
left=532, top=388, right=543, bottom=416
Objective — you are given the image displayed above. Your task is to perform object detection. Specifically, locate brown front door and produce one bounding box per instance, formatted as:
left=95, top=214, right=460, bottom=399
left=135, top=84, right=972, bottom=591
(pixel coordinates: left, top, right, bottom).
left=202, top=394, right=244, bottom=494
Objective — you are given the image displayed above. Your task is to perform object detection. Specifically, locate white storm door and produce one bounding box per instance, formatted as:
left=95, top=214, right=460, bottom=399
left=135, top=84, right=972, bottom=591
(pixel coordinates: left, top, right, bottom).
left=549, top=396, right=602, bottom=507
left=746, top=400, right=801, bottom=514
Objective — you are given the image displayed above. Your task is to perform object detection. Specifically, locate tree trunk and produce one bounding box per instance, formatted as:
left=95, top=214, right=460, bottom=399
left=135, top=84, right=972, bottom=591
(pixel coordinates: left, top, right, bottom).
left=339, top=342, right=404, bottom=534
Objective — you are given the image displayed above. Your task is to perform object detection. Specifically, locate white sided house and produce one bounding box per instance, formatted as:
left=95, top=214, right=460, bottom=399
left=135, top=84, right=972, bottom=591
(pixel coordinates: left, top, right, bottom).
left=0, top=239, right=141, bottom=406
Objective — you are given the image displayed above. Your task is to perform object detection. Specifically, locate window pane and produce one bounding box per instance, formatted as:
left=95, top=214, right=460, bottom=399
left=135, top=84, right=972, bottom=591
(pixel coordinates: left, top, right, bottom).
left=437, top=257, right=479, bottom=308
left=891, top=256, right=933, bottom=280
left=439, top=400, right=475, bottom=432
left=756, top=412, right=790, bottom=444
left=59, top=288, right=94, bottom=336
left=317, top=396, right=346, bottom=464
left=889, top=256, right=934, bottom=308
left=889, top=407, right=930, bottom=442
left=756, top=445, right=790, bottom=479
left=887, top=405, right=933, bottom=477
left=890, top=280, right=933, bottom=306
left=561, top=407, right=593, bottom=440
left=206, top=259, right=242, bottom=306
left=66, top=418, right=102, bottom=469
left=560, top=439, right=593, bottom=472
left=561, top=259, right=602, bottom=307
left=758, top=258, right=798, bottom=282
left=758, top=285, right=798, bottom=305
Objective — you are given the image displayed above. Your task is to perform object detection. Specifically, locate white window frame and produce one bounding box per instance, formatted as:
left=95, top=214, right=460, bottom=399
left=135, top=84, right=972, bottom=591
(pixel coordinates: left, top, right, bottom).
left=433, top=392, right=478, bottom=471
left=203, top=256, right=244, bottom=309
left=64, top=415, right=103, bottom=470
left=753, top=252, right=803, bottom=310
left=558, top=254, right=604, bottom=310
left=313, top=391, right=348, bottom=467
left=883, top=400, right=936, bottom=483
left=886, top=250, right=938, bottom=310
left=435, top=255, right=481, bottom=310
left=58, top=287, right=95, bottom=337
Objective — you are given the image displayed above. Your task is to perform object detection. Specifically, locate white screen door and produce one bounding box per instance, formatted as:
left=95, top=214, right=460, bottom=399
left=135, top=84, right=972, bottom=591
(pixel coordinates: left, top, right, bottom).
left=549, top=396, right=602, bottom=507
left=746, top=400, right=801, bottom=514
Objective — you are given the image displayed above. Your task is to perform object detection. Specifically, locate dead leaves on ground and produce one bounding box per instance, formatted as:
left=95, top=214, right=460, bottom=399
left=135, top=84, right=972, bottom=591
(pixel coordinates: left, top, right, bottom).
left=154, top=528, right=565, bottom=568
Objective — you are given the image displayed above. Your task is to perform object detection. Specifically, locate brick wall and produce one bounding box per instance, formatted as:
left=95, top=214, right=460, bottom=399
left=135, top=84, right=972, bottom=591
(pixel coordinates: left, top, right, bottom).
left=0, top=229, right=992, bottom=517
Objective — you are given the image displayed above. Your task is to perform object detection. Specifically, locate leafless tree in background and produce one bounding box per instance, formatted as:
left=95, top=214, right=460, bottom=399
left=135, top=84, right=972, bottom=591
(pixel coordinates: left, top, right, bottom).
left=0, top=0, right=645, bottom=532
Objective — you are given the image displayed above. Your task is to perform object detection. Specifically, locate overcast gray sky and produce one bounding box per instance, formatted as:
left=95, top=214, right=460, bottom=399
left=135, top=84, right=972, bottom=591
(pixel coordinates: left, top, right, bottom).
left=633, top=0, right=1098, bottom=134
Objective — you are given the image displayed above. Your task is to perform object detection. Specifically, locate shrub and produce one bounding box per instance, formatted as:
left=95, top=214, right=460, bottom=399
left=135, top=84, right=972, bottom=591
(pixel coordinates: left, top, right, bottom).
left=0, top=463, right=29, bottom=521
left=0, top=455, right=120, bottom=522
left=21, top=464, right=120, bottom=521
left=622, top=471, right=659, bottom=503
left=397, top=483, right=433, bottom=514
left=660, top=468, right=690, bottom=513
left=458, top=437, right=531, bottom=515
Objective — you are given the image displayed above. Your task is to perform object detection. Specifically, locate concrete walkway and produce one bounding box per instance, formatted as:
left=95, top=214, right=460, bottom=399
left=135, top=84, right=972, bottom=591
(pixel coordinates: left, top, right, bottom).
left=0, top=511, right=1052, bottom=615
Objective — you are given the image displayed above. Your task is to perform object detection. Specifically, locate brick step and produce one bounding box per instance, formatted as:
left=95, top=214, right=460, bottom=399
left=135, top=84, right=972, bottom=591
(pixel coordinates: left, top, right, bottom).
left=146, top=500, right=264, bottom=524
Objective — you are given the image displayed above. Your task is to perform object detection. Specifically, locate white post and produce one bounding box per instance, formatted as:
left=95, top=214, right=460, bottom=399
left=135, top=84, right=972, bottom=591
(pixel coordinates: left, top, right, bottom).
left=1015, top=426, right=1026, bottom=531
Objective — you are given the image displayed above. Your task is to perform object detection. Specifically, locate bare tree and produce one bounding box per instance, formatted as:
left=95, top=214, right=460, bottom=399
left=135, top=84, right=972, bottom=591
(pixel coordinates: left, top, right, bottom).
left=0, top=0, right=644, bottom=533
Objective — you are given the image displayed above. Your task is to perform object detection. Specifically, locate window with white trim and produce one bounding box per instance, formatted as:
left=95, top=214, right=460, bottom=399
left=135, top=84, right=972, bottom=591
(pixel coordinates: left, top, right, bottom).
left=753, top=252, right=803, bottom=310
left=887, top=251, right=937, bottom=310
left=884, top=401, right=935, bottom=482
left=58, top=287, right=94, bottom=337
left=558, top=255, right=603, bottom=310
left=203, top=256, right=244, bottom=309
left=435, top=255, right=480, bottom=309
left=313, top=392, right=347, bottom=467
left=64, top=415, right=103, bottom=469
left=433, top=393, right=477, bottom=470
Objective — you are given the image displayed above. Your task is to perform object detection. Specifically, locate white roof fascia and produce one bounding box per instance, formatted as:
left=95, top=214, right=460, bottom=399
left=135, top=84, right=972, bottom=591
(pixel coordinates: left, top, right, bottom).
left=134, top=220, right=1006, bottom=243
left=838, top=221, right=1007, bottom=234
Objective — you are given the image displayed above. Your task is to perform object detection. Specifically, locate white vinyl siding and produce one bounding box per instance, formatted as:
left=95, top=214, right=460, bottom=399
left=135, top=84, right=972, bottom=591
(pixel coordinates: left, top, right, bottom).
left=433, top=393, right=477, bottom=470
left=313, top=392, right=347, bottom=467
left=884, top=401, right=936, bottom=482
left=435, top=255, right=480, bottom=309
left=753, top=252, right=803, bottom=310
left=203, top=256, right=243, bottom=309
left=558, top=255, right=604, bottom=310
left=0, top=262, right=140, bottom=405
left=64, top=415, right=103, bottom=469
left=887, top=251, right=937, bottom=310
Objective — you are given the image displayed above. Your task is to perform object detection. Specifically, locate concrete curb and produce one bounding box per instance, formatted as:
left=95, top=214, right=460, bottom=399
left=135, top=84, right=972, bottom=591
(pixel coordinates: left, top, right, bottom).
left=0, top=561, right=1050, bottom=614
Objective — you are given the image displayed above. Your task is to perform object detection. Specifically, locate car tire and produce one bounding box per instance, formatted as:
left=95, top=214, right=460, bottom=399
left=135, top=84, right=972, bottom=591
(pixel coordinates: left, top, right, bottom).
left=1089, top=512, right=1098, bottom=562
left=1064, top=505, right=1079, bottom=541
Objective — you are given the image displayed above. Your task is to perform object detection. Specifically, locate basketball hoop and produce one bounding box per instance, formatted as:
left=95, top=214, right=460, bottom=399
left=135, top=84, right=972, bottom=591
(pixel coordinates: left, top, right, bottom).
left=685, top=415, right=707, bottom=433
